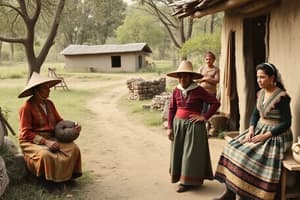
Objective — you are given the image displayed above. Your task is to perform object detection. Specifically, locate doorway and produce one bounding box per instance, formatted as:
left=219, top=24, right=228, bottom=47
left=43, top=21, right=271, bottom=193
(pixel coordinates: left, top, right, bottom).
left=226, top=31, right=240, bottom=131
left=243, top=14, right=268, bottom=127
left=138, top=55, right=143, bottom=69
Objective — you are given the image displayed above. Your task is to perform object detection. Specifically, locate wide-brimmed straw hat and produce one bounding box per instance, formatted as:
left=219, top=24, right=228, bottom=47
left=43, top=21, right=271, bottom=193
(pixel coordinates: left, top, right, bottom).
left=166, top=60, right=203, bottom=79
left=18, top=72, right=61, bottom=98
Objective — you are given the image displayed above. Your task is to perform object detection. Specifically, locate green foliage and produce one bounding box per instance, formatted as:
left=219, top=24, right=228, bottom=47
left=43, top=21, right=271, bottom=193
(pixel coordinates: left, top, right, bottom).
left=94, top=0, right=127, bottom=43
left=151, top=60, right=174, bottom=74
left=59, top=0, right=127, bottom=46
left=116, top=6, right=170, bottom=59
left=0, top=175, right=86, bottom=200
left=0, top=51, right=10, bottom=61
left=0, top=1, right=223, bottom=65
left=180, top=31, right=221, bottom=63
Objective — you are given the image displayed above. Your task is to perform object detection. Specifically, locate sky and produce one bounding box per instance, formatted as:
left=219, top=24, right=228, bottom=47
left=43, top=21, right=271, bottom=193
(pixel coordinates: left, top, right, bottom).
left=123, top=0, right=133, bottom=5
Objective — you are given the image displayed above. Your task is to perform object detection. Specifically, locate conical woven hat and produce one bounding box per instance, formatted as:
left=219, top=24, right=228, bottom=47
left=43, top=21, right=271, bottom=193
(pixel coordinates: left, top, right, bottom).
left=166, top=60, right=203, bottom=79
left=18, top=72, right=61, bottom=98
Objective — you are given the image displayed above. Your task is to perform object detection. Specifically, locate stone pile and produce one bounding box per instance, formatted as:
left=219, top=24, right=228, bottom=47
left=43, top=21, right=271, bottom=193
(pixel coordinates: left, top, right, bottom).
left=150, top=92, right=171, bottom=111
left=127, top=77, right=166, bottom=100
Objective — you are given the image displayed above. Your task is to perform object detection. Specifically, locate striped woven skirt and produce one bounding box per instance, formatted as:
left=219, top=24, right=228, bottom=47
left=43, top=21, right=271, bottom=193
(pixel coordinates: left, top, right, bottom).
left=215, top=119, right=293, bottom=199
left=170, top=118, right=213, bottom=185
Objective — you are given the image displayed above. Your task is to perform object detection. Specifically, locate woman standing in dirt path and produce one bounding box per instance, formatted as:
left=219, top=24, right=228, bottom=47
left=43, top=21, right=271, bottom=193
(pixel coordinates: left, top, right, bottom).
left=166, top=60, right=220, bottom=193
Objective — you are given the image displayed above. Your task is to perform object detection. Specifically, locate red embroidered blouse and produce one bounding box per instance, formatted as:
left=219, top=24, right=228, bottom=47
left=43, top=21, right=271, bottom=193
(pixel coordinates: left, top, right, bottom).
left=19, top=98, right=63, bottom=144
left=168, top=86, right=220, bottom=129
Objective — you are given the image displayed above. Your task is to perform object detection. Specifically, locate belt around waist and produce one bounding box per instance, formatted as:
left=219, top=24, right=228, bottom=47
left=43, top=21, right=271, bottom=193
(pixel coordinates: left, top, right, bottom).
left=175, top=108, right=200, bottom=119
left=259, top=118, right=279, bottom=125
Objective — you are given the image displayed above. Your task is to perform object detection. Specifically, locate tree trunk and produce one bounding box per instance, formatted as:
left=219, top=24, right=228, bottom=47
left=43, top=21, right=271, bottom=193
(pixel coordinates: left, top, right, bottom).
left=203, top=20, right=207, bottom=33
left=210, top=14, right=215, bottom=34
left=10, top=44, right=14, bottom=60
left=0, top=41, right=2, bottom=61
left=0, top=0, right=65, bottom=81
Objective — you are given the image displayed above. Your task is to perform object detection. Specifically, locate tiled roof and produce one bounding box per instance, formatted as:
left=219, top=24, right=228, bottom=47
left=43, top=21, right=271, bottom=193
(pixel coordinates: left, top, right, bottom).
left=61, top=43, right=152, bottom=55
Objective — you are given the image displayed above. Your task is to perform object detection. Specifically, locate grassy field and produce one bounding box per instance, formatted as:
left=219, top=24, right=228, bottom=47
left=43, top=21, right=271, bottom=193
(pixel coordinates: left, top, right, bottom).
left=0, top=61, right=173, bottom=199
left=0, top=63, right=102, bottom=200
left=117, top=96, right=163, bottom=127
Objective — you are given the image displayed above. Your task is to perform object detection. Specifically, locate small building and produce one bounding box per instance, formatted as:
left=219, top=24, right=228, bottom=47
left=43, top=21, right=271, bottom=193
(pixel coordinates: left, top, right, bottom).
left=60, top=43, right=152, bottom=72
left=170, top=0, right=300, bottom=135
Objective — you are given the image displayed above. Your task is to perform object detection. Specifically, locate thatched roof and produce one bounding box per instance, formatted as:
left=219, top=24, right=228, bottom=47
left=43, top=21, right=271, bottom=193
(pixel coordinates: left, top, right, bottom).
left=169, top=0, right=279, bottom=18
left=61, top=43, right=152, bottom=56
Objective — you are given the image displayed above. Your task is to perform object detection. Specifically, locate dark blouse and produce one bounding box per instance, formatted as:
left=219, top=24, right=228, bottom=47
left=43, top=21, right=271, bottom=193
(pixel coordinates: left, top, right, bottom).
left=168, top=86, right=220, bottom=129
left=249, top=93, right=291, bottom=136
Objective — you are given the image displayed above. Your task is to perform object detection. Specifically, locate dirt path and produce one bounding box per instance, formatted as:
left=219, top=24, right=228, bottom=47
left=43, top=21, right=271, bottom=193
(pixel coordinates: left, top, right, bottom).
left=74, top=77, right=226, bottom=200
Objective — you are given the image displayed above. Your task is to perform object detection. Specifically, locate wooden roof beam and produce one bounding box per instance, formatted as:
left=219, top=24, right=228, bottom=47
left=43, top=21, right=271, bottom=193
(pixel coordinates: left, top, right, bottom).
left=192, top=0, right=253, bottom=18
left=236, top=0, right=279, bottom=15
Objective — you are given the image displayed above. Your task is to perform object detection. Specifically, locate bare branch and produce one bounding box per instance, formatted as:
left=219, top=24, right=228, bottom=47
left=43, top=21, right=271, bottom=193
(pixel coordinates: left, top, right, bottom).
left=31, top=0, right=41, bottom=22
left=17, top=0, right=29, bottom=18
left=0, top=35, right=25, bottom=43
left=137, top=0, right=189, bottom=49
left=143, top=1, right=177, bottom=28
left=0, top=2, right=24, bottom=17
left=37, top=0, right=65, bottom=64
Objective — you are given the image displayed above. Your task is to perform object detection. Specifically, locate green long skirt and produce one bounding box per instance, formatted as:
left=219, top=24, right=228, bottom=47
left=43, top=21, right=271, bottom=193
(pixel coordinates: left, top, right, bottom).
left=170, top=118, right=213, bottom=185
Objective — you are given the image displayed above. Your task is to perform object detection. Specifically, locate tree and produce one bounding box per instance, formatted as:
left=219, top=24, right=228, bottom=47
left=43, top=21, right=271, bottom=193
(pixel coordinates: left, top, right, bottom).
left=55, top=0, right=80, bottom=46
left=94, top=0, right=126, bottom=44
left=0, top=5, right=23, bottom=60
left=194, top=13, right=223, bottom=34
left=180, top=31, right=221, bottom=64
left=116, top=8, right=170, bottom=59
left=135, top=0, right=194, bottom=60
left=0, top=0, right=66, bottom=79
left=58, top=0, right=126, bottom=47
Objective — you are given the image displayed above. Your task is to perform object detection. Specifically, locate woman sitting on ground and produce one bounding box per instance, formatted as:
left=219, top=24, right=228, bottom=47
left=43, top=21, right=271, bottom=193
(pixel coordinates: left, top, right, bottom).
left=18, top=72, right=82, bottom=182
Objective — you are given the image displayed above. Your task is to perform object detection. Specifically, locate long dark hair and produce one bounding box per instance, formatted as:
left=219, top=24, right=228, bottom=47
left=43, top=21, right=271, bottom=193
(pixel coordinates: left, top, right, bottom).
left=256, top=63, right=286, bottom=91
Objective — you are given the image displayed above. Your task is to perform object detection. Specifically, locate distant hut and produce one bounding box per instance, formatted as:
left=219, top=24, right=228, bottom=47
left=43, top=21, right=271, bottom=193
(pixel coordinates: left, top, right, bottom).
left=170, top=0, right=300, bottom=135
left=60, top=43, right=152, bottom=72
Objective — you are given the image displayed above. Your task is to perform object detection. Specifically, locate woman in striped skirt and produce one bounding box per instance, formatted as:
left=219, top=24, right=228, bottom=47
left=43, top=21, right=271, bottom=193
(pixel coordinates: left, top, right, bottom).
left=166, top=60, right=220, bottom=193
left=214, top=63, right=293, bottom=200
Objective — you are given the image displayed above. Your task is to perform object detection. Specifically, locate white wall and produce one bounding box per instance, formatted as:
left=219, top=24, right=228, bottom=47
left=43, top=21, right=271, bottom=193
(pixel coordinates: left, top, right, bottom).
left=269, top=0, right=300, bottom=137
left=64, top=53, right=143, bottom=72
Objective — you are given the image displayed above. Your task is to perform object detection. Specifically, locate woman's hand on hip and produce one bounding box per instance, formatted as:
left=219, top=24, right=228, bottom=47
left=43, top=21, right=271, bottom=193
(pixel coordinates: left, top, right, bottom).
left=189, top=114, right=205, bottom=123
left=167, top=129, right=174, bottom=141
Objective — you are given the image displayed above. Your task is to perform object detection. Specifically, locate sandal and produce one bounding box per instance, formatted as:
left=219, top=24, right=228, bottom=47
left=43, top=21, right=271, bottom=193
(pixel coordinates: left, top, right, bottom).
left=176, top=184, right=192, bottom=193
